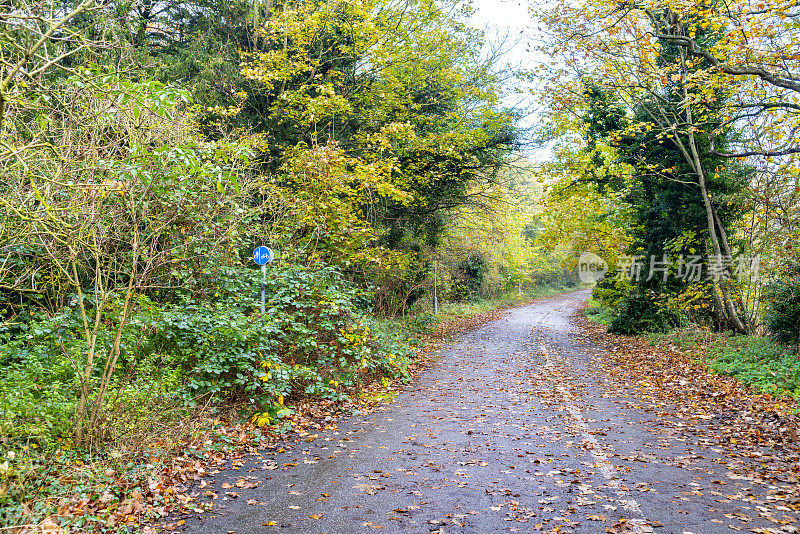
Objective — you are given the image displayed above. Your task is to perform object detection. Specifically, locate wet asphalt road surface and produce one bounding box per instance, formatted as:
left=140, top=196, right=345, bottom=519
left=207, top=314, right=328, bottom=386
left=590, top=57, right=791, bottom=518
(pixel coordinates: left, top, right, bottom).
left=184, top=291, right=800, bottom=533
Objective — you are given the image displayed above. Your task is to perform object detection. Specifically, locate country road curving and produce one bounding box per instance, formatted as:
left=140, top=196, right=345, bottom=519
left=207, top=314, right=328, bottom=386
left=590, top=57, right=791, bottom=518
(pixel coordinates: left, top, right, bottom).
left=183, top=290, right=799, bottom=534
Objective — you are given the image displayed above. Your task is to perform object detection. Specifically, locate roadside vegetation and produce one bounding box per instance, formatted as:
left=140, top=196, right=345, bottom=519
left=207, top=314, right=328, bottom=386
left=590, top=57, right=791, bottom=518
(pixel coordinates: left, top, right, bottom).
left=8, top=0, right=799, bottom=528
left=642, top=327, right=800, bottom=401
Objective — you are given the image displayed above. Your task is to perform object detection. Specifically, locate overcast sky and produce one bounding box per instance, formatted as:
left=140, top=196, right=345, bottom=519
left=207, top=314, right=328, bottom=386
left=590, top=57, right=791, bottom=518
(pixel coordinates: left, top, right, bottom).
left=469, top=0, right=548, bottom=156
left=472, top=0, right=532, bottom=45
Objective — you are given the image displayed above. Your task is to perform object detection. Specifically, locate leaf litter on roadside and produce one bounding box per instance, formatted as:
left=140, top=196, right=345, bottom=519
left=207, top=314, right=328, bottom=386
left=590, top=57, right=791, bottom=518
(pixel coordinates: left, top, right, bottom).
left=573, top=309, right=800, bottom=526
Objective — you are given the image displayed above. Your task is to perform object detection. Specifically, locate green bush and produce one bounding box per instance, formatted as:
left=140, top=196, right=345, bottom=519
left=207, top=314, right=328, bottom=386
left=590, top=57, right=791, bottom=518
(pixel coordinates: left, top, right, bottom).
left=451, top=254, right=488, bottom=302
left=0, top=300, right=184, bottom=448
left=0, top=263, right=414, bottom=447
left=706, top=334, right=800, bottom=397
left=592, top=276, right=630, bottom=309
left=764, top=272, right=800, bottom=348
left=605, top=289, right=684, bottom=335
left=592, top=277, right=684, bottom=335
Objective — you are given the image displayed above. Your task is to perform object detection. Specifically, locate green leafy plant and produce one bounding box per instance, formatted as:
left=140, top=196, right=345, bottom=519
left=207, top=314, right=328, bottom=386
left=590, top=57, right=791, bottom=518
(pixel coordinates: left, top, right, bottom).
left=706, top=335, right=800, bottom=398
left=764, top=271, right=800, bottom=350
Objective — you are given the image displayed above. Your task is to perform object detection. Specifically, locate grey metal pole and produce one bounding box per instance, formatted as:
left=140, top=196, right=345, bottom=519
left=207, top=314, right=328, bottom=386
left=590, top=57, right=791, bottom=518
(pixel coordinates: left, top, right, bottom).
left=261, top=263, right=266, bottom=315
left=433, top=261, right=438, bottom=314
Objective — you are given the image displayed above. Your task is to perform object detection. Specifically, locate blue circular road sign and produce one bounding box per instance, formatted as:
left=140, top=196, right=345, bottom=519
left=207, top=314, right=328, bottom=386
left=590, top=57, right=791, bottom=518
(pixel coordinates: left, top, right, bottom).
left=252, top=246, right=274, bottom=266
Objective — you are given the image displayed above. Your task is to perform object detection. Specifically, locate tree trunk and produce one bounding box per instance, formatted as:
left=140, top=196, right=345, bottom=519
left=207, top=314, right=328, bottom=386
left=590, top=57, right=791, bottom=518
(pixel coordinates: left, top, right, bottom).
left=679, top=47, right=748, bottom=333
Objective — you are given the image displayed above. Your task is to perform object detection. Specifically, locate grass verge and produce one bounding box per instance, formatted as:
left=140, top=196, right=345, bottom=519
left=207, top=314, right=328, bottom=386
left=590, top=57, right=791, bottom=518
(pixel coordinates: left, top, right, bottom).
left=583, top=295, right=615, bottom=326
left=648, top=327, right=800, bottom=400
left=434, top=283, right=580, bottom=321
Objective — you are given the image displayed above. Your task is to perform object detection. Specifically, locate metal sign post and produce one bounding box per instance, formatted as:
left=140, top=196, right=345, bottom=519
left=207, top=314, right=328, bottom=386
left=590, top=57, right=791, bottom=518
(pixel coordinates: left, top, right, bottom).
left=261, top=263, right=267, bottom=315
left=433, top=261, right=438, bottom=314
left=252, top=246, right=274, bottom=315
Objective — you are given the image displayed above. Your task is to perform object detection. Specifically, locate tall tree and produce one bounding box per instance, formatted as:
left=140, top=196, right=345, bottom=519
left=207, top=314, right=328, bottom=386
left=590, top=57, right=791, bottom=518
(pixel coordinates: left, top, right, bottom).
left=234, top=0, right=517, bottom=266
left=537, top=0, right=800, bottom=159
left=536, top=6, right=753, bottom=331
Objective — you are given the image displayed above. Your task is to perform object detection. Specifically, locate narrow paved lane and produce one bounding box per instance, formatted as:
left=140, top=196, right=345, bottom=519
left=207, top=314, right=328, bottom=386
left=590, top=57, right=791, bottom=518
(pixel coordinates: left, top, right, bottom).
left=185, top=291, right=799, bottom=533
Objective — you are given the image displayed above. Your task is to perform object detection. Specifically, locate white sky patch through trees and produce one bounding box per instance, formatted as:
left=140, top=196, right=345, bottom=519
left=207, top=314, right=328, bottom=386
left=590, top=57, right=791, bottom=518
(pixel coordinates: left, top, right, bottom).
left=469, top=0, right=551, bottom=158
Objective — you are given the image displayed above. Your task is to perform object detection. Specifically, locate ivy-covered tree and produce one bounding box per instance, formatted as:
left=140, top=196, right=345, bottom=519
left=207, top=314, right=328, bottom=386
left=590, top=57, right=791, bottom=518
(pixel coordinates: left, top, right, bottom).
left=539, top=6, right=754, bottom=333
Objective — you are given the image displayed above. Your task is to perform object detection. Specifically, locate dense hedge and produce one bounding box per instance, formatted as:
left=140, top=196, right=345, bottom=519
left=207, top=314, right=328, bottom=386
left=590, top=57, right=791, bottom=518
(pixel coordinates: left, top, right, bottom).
left=0, top=264, right=413, bottom=448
